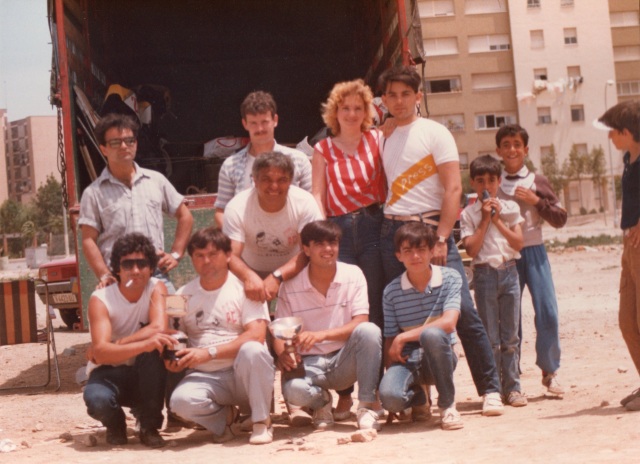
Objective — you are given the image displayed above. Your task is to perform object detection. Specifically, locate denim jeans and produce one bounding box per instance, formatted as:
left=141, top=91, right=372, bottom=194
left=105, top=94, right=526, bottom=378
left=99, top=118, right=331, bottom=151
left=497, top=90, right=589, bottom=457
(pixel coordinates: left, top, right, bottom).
left=474, top=263, right=521, bottom=394
left=282, top=323, right=381, bottom=409
left=379, top=327, right=458, bottom=410
left=380, top=217, right=501, bottom=396
left=153, top=269, right=176, bottom=294
left=329, top=206, right=384, bottom=330
left=83, top=351, right=166, bottom=431
left=516, top=244, right=561, bottom=374
left=619, top=235, right=640, bottom=375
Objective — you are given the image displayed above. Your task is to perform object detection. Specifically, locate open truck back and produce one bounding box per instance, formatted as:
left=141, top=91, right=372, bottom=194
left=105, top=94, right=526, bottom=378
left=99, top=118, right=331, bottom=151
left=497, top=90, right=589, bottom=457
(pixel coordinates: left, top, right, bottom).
left=48, top=0, right=425, bottom=328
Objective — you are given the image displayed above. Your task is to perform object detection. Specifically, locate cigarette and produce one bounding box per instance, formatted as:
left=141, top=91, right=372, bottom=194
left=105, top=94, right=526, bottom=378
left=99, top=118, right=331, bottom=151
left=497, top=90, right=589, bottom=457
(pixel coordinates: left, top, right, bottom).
left=125, top=279, right=133, bottom=288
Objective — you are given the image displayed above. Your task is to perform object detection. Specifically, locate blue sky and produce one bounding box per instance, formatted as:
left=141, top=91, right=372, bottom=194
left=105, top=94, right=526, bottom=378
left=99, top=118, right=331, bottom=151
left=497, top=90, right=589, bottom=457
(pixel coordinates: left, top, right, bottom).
left=0, top=0, right=56, bottom=119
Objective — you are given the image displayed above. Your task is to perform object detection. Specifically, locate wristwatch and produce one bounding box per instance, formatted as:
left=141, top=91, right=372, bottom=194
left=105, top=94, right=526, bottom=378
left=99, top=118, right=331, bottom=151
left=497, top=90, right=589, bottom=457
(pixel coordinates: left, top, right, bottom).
left=437, top=235, right=447, bottom=245
left=208, top=346, right=218, bottom=359
left=271, top=269, right=284, bottom=282
left=170, top=251, right=181, bottom=261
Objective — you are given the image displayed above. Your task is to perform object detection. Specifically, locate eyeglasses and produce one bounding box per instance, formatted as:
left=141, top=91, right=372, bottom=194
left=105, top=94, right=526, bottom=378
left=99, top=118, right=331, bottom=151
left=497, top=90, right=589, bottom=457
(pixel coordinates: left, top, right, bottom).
left=120, top=258, right=150, bottom=270
left=105, top=137, right=137, bottom=148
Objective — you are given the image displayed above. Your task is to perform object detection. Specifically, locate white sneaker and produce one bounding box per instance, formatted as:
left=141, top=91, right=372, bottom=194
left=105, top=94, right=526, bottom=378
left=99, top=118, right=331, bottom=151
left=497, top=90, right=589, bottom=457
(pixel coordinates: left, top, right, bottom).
left=439, top=406, right=464, bottom=431
left=356, top=408, right=381, bottom=430
left=249, top=422, right=273, bottom=445
left=482, top=392, right=505, bottom=416
left=313, top=392, right=334, bottom=429
left=542, top=372, right=565, bottom=395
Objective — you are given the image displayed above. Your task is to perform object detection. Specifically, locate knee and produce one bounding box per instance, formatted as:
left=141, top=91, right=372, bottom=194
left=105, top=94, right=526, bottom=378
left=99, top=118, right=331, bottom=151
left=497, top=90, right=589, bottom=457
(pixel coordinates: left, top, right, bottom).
left=169, top=386, right=204, bottom=419
left=282, top=378, right=311, bottom=407
left=378, top=376, right=405, bottom=413
left=83, top=384, right=116, bottom=414
left=238, top=341, right=270, bottom=361
left=419, top=326, right=448, bottom=348
left=353, top=322, right=382, bottom=345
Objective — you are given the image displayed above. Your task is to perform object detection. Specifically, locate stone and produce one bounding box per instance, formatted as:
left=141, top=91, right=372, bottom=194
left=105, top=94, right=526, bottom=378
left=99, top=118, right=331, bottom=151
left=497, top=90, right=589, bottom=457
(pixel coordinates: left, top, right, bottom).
left=82, top=434, right=97, bottom=447
left=59, top=432, right=73, bottom=442
left=351, top=429, right=377, bottom=442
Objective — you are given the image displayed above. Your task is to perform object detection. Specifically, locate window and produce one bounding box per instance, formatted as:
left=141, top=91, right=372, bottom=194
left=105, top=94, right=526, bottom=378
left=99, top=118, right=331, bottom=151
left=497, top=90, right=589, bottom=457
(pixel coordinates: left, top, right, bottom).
left=575, top=143, right=588, bottom=156
left=459, top=153, right=469, bottom=170
left=537, top=107, right=552, bottom=125
left=564, top=28, right=578, bottom=45
left=613, top=46, right=640, bottom=62
left=424, top=37, right=459, bottom=56
left=527, top=0, right=540, bottom=8
left=468, top=34, right=510, bottom=53
left=530, top=30, right=544, bottom=49
left=567, top=66, right=581, bottom=79
left=540, top=146, right=552, bottom=159
left=418, top=0, right=454, bottom=18
left=617, top=80, right=640, bottom=97
left=432, top=114, right=465, bottom=132
left=464, top=0, right=506, bottom=14
left=571, top=105, right=585, bottom=122
left=471, top=72, right=513, bottom=90
left=561, top=0, right=574, bottom=6
left=534, top=68, right=548, bottom=81
left=425, top=77, right=462, bottom=94
left=475, top=112, right=517, bottom=130
left=610, top=11, right=640, bottom=28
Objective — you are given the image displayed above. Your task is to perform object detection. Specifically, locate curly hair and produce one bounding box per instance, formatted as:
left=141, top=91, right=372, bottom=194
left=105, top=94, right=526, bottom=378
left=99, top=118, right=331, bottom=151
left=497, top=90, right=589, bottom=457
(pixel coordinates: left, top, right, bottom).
left=241, top=91, right=277, bottom=119
left=321, top=79, right=374, bottom=136
left=109, top=233, right=158, bottom=281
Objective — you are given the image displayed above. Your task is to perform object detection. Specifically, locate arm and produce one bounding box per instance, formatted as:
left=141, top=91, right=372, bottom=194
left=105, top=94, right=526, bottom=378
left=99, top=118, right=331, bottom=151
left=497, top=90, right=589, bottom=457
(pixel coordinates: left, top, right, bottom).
left=311, top=150, right=328, bottom=217
left=491, top=213, right=524, bottom=251
left=435, top=161, right=463, bottom=265
left=295, top=314, right=368, bottom=353
left=157, top=202, right=194, bottom=272
left=228, top=240, right=267, bottom=302
left=462, top=204, right=492, bottom=259
left=214, top=208, right=225, bottom=229
left=81, top=225, right=116, bottom=288
left=263, top=251, right=309, bottom=301
left=115, top=281, right=169, bottom=345
left=516, top=175, right=567, bottom=228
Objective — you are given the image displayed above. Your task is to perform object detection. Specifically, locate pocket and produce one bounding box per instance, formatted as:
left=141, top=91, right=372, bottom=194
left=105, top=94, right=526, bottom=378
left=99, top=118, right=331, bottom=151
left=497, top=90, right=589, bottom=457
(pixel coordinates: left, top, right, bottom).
left=145, top=199, right=163, bottom=232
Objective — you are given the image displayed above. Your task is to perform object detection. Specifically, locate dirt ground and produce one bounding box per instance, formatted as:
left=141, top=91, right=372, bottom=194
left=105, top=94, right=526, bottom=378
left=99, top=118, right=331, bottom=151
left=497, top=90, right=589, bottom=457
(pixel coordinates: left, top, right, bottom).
left=2, top=220, right=639, bottom=463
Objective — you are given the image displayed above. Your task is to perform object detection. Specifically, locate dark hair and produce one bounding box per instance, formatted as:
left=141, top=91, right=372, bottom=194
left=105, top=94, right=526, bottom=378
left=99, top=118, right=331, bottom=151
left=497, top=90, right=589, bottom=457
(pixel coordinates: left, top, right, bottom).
left=110, top=233, right=158, bottom=281
left=300, top=220, right=342, bottom=246
left=251, top=151, right=294, bottom=179
left=241, top=91, right=278, bottom=119
left=495, top=124, right=529, bottom=147
left=95, top=113, right=140, bottom=146
left=470, top=154, right=502, bottom=179
left=599, top=100, right=640, bottom=143
left=187, top=227, right=231, bottom=256
left=394, top=222, right=436, bottom=252
left=378, top=65, right=421, bottom=94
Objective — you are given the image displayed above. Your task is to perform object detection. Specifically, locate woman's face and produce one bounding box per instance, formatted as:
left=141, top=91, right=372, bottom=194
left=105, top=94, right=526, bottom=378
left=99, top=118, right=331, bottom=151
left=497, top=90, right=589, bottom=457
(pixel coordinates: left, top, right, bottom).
left=337, top=94, right=366, bottom=133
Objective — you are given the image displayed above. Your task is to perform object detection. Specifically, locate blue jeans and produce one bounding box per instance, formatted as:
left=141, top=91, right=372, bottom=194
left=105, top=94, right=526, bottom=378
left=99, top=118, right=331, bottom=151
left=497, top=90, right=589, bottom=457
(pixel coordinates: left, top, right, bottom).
left=153, top=269, right=175, bottom=294
left=380, top=217, right=501, bottom=396
left=329, top=206, right=384, bottom=330
left=516, top=244, right=561, bottom=374
left=474, top=262, right=521, bottom=394
left=282, top=323, right=382, bottom=409
left=83, top=351, right=166, bottom=431
left=379, top=327, right=458, bottom=410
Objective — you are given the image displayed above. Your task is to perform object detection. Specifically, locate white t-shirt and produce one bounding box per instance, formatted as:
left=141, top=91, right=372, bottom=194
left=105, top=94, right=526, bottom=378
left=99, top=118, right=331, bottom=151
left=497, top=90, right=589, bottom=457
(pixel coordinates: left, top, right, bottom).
left=222, top=185, right=323, bottom=273
left=382, top=118, right=459, bottom=215
left=176, top=273, right=269, bottom=372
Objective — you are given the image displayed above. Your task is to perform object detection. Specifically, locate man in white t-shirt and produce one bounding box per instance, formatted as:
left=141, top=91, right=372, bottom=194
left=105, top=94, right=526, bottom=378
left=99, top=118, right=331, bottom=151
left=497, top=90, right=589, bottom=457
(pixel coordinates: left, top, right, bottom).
left=166, top=227, right=275, bottom=445
left=378, top=66, right=504, bottom=416
left=223, top=151, right=323, bottom=302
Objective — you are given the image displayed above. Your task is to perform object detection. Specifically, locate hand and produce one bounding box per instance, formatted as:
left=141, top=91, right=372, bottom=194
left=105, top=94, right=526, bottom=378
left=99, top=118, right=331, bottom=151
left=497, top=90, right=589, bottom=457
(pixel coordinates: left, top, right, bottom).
left=276, top=349, right=301, bottom=372
left=387, top=335, right=408, bottom=364
left=379, top=117, right=398, bottom=138
left=243, top=273, right=267, bottom=302
left=296, top=330, right=325, bottom=353
left=157, top=250, right=179, bottom=273
left=169, top=347, right=210, bottom=370
left=96, top=273, right=117, bottom=289
left=432, top=241, right=448, bottom=266
left=514, top=187, right=540, bottom=206
left=144, top=332, right=178, bottom=355
left=263, top=274, right=282, bottom=301
left=487, top=199, right=503, bottom=224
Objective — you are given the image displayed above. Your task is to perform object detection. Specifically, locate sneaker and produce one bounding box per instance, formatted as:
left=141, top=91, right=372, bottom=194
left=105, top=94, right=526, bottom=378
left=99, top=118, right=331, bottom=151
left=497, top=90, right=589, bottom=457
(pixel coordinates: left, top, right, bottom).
left=289, top=405, right=313, bottom=427
left=625, top=397, right=640, bottom=411
left=356, top=408, right=381, bottom=430
left=506, top=391, right=528, bottom=407
left=439, top=406, right=464, bottom=431
left=542, top=372, right=565, bottom=395
left=139, top=428, right=166, bottom=448
left=411, top=403, right=432, bottom=422
left=313, top=392, right=334, bottom=429
left=106, top=425, right=128, bottom=445
left=482, top=392, right=504, bottom=416
left=249, top=421, right=273, bottom=445
left=620, top=388, right=640, bottom=407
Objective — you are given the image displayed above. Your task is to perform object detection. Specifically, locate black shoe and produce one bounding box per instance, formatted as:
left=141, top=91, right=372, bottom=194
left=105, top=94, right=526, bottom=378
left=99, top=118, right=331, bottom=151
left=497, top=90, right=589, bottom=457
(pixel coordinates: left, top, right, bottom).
left=106, top=425, right=128, bottom=445
left=140, top=428, right=166, bottom=449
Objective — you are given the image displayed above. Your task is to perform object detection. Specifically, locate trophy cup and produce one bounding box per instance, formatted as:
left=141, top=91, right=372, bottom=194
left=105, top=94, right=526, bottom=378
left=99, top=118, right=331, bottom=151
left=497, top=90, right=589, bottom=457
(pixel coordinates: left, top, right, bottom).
left=269, top=316, right=303, bottom=368
left=163, top=294, right=190, bottom=361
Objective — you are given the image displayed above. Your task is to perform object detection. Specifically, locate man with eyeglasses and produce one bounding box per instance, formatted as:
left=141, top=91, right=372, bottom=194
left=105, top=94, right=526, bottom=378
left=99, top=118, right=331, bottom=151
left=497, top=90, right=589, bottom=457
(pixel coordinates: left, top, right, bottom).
left=79, top=113, right=193, bottom=291
left=83, top=233, right=175, bottom=448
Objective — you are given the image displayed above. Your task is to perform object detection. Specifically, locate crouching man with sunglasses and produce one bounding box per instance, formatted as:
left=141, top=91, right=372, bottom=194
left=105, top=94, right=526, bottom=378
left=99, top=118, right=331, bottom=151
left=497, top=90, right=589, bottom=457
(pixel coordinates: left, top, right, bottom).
left=83, top=232, right=176, bottom=448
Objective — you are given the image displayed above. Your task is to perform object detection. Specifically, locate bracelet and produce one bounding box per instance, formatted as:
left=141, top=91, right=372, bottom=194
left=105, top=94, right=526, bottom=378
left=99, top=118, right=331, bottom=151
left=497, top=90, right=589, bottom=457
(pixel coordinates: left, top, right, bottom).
left=100, top=273, right=113, bottom=282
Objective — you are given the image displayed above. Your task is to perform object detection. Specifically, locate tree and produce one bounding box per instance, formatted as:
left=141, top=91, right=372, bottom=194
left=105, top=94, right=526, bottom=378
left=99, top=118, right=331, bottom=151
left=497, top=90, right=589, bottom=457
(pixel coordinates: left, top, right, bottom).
left=541, top=144, right=565, bottom=196
left=588, top=146, right=606, bottom=213
left=524, top=157, right=536, bottom=173
left=32, top=175, right=64, bottom=236
left=562, top=144, right=589, bottom=211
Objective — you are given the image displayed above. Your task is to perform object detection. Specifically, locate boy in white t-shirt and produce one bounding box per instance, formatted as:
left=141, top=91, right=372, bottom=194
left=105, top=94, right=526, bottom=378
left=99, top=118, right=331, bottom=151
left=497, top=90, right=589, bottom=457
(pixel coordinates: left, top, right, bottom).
left=461, top=155, right=525, bottom=407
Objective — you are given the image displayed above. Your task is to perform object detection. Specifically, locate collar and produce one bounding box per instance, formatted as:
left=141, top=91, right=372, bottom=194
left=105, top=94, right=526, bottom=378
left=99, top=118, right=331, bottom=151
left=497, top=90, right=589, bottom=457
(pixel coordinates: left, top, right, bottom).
left=300, top=262, right=346, bottom=290
left=503, top=165, right=529, bottom=180
left=400, top=265, right=443, bottom=292
left=243, top=140, right=280, bottom=157
left=99, top=162, right=148, bottom=186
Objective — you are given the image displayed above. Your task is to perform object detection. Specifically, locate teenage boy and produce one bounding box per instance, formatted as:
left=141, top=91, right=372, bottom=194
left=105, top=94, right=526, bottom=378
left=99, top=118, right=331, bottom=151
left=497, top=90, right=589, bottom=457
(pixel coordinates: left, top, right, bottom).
left=495, top=124, right=568, bottom=396
left=167, top=227, right=274, bottom=444
left=461, top=155, right=526, bottom=407
left=597, top=101, right=640, bottom=411
left=379, top=222, right=463, bottom=430
left=275, top=220, right=382, bottom=431
left=378, top=65, right=503, bottom=416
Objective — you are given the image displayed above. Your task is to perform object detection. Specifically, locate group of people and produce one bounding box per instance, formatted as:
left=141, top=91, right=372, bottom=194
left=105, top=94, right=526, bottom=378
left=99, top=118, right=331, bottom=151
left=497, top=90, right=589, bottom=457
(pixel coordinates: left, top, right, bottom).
left=76, top=63, right=640, bottom=449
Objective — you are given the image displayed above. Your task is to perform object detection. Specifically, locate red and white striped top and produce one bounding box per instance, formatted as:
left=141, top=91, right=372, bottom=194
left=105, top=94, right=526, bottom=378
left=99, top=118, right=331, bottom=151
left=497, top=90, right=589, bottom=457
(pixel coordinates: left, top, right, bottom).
left=314, top=129, right=386, bottom=217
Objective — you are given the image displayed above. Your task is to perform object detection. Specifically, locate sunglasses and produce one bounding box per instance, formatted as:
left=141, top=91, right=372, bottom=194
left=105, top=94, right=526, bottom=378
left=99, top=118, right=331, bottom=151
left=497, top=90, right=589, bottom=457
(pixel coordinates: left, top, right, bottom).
left=105, top=137, right=137, bottom=148
left=120, top=258, right=151, bottom=271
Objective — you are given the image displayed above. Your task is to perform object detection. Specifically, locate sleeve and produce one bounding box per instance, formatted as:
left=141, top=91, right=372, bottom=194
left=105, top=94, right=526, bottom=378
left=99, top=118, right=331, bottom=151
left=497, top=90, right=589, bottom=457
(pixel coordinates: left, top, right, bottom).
left=160, top=175, right=185, bottom=215
left=275, top=283, right=293, bottom=319
left=213, top=157, right=235, bottom=210
left=295, top=152, right=313, bottom=193
left=382, top=285, right=400, bottom=338
left=459, top=206, right=475, bottom=239
left=442, top=270, right=462, bottom=313
left=350, top=269, right=369, bottom=317
left=297, top=191, right=324, bottom=232
left=221, top=201, right=245, bottom=243
left=78, top=186, right=102, bottom=231
left=432, top=122, right=459, bottom=166
left=241, top=298, right=270, bottom=326
left=505, top=201, right=524, bottom=227
left=533, top=174, right=568, bottom=228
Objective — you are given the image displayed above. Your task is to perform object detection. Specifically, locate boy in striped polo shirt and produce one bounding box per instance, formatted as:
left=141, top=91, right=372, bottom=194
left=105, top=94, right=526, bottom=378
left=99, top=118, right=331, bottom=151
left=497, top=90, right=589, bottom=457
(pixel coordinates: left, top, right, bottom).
left=379, top=222, right=463, bottom=430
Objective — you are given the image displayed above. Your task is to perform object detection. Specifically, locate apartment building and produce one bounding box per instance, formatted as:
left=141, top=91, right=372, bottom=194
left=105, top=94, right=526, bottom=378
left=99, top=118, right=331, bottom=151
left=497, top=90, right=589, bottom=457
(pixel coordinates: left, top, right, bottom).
left=418, top=0, right=640, bottom=217
left=0, top=110, right=9, bottom=204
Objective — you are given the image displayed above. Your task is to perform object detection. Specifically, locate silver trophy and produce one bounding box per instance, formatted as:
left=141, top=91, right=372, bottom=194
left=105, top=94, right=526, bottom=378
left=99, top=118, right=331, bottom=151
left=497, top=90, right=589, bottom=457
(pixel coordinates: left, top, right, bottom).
left=269, top=316, right=303, bottom=368
left=163, top=294, right=190, bottom=360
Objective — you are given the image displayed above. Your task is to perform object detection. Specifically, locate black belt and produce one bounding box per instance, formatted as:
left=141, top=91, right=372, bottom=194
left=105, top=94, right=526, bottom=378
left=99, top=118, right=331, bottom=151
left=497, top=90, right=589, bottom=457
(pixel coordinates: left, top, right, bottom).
left=329, top=203, right=381, bottom=218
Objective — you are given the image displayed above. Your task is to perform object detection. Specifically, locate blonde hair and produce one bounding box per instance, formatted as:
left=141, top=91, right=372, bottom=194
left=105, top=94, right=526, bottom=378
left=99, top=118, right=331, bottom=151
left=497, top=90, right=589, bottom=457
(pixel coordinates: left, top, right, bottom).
left=321, top=79, right=374, bottom=136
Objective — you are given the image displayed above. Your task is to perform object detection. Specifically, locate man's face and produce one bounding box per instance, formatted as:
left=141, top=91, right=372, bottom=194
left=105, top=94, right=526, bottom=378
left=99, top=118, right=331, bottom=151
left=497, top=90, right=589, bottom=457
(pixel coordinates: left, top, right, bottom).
left=395, top=240, right=432, bottom=274
left=609, top=128, right=633, bottom=152
left=381, top=81, right=421, bottom=125
left=242, top=112, right=278, bottom=146
left=101, top=127, right=137, bottom=167
left=254, top=167, right=292, bottom=205
left=496, top=134, right=528, bottom=174
left=191, top=243, right=230, bottom=280
left=118, top=251, right=151, bottom=289
left=303, top=239, right=339, bottom=268
left=471, top=173, right=501, bottom=199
